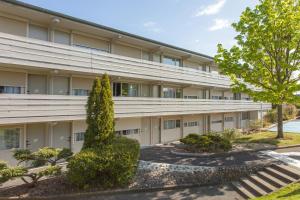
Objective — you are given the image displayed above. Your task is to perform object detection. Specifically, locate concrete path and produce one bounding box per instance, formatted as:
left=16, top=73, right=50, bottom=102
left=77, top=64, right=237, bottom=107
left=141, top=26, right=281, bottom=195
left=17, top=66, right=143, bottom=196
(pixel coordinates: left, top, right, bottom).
left=140, top=146, right=276, bottom=167
left=80, top=184, right=243, bottom=200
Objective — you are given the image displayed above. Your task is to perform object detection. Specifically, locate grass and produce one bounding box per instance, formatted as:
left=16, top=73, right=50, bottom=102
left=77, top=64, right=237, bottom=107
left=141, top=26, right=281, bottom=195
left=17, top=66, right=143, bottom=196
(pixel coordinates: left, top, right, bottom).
left=253, top=182, right=300, bottom=200
left=234, top=131, right=300, bottom=147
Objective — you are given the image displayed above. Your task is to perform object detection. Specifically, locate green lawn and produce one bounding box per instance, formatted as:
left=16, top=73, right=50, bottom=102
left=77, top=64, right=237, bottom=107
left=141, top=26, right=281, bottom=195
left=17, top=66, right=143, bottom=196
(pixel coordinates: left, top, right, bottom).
left=253, top=182, right=300, bottom=200
left=234, top=131, right=300, bottom=147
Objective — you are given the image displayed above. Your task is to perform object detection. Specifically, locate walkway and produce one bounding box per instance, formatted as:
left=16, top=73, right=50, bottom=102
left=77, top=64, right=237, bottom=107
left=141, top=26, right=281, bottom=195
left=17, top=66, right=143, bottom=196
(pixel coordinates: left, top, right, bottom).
left=80, top=184, right=243, bottom=200
left=140, top=146, right=276, bottom=166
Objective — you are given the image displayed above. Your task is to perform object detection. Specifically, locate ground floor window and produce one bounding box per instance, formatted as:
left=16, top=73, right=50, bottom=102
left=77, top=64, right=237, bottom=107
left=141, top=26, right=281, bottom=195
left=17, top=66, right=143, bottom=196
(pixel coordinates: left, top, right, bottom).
left=0, top=86, right=21, bottom=94
left=74, top=132, right=85, bottom=142
left=184, top=95, right=198, bottom=99
left=242, top=112, right=250, bottom=120
left=225, top=117, right=234, bottom=122
left=0, top=128, right=20, bottom=150
left=211, top=120, right=222, bottom=124
left=184, top=121, right=199, bottom=127
left=115, top=128, right=140, bottom=136
left=164, top=120, right=181, bottom=129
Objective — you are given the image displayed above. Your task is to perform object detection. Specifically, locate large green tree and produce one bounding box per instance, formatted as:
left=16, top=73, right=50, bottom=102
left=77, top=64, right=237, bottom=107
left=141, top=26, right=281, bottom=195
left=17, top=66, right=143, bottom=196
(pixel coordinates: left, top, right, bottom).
left=215, top=0, right=300, bottom=138
left=83, top=74, right=115, bottom=149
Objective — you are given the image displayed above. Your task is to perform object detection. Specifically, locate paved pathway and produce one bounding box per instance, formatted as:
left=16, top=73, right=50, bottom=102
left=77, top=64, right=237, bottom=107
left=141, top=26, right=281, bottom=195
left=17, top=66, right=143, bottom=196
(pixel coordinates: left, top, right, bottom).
left=140, top=146, right=276, bottom=166
left=81, top=185, right=243, bottom=200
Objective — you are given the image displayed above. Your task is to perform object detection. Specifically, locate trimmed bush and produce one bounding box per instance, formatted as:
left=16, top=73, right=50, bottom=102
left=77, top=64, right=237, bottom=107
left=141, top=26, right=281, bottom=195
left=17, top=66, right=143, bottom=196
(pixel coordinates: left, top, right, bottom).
left=67, top=136, right=140, bottom=188
left=220, top=129, right=240, bottom=141
left=180, top=133, right=232, bottom=152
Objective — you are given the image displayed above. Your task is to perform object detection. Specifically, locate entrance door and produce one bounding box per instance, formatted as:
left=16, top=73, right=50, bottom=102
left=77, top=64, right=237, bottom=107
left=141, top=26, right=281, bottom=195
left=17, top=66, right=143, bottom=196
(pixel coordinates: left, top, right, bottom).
left=52, top=76, right=69, bottom=95
left=151, top=118, right=160, bottom=144
left=52, top=122, right=71, bottom=149
left=141, top=118, right=151, bottom=145
left=28, top=74, right=47, bottom=94
left=26, top=123, right=45, bottom=151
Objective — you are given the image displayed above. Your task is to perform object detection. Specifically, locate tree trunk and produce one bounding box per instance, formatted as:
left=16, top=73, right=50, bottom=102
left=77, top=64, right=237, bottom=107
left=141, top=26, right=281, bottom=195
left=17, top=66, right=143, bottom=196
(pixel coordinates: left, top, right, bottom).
left=276, top=104, right=284, bottom=139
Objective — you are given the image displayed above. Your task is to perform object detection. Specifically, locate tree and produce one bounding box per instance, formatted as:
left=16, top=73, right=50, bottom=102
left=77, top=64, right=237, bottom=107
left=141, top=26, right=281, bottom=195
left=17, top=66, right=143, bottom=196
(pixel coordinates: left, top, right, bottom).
left=215, top=0, right=300, bottom=138
left=83, top=78, right=102, bottom=149
left=83, top=74, right=115, bottom=149
left=0, top=147, right=72, bottom=187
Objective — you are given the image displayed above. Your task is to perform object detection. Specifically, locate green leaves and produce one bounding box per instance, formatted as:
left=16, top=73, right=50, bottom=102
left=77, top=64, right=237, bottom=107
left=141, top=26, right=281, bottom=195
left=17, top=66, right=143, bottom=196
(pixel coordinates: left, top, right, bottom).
left=215, top=0, right=300, bottom=105
left=83, top=73, right=115, bottom=149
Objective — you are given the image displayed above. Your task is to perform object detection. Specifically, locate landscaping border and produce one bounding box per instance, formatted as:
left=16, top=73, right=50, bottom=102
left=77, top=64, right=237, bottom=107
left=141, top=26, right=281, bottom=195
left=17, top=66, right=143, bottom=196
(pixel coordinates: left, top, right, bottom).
left=171, top=144, right=300, bottom=158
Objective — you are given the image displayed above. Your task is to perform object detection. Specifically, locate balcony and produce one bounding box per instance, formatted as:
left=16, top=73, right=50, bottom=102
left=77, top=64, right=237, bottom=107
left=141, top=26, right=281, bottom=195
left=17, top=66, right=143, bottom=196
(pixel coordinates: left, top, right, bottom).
left=0, top=32, right=233, bottom=88
left=0, top=94, right=271, bottom=125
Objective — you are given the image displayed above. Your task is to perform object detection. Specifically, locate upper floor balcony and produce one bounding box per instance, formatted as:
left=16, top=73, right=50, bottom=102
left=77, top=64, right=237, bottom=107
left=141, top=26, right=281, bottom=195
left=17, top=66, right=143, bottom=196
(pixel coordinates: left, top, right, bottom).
left=0, top=32, right=233, bottom=89
left=0, top=94, right=271, bottom=125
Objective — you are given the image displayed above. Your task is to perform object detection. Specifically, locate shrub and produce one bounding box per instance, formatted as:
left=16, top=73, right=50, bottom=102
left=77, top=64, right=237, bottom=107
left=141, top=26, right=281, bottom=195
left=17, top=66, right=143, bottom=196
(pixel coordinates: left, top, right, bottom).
left=220, top=129, right=240, bottom=141
left=0, top=147, right=72, bottom=187
left=249, top=120, right=262, bottom=132
left=180, top=133, right=232, bottom=152
left=67, top=136, right=140, bottom=188
left=283, top=104, right=297, bottom=120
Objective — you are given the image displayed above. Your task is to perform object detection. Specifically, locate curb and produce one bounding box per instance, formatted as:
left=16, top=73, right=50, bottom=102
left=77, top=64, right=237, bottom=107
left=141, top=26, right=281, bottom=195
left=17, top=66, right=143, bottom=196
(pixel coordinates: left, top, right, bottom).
left=171, top=144, right=300, bottom=158
left=0, top=183, right=203, bottom=200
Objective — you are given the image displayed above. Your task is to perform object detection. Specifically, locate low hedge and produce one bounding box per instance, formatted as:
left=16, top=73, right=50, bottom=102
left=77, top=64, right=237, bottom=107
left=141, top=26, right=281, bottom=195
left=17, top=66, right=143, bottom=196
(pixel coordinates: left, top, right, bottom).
left=67, top=136, right=140, bottom=188
left=180, top=133, right=232, bottom=152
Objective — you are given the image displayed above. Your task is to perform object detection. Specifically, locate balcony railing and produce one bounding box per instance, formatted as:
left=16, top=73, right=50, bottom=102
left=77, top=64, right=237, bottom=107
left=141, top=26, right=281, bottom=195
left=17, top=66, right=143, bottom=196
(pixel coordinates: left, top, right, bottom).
left=0, top=32, right=233, bottom=88
left=0, top=94, right=271, bottom=125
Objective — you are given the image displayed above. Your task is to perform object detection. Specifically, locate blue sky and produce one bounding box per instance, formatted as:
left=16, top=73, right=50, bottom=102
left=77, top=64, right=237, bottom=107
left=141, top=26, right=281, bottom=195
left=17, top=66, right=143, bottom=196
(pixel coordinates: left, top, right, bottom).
left=20, top=0, right=258, bottom=57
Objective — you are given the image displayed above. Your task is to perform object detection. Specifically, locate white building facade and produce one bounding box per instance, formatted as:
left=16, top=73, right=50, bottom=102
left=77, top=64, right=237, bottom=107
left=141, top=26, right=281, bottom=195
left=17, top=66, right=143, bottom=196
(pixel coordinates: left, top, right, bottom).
left=0, top=0, right=271, bottom=165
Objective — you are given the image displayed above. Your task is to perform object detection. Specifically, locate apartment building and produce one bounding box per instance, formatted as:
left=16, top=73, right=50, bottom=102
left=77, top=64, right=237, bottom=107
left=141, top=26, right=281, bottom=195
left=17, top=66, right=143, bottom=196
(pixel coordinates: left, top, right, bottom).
left=0, top=0, right=271, bottom=165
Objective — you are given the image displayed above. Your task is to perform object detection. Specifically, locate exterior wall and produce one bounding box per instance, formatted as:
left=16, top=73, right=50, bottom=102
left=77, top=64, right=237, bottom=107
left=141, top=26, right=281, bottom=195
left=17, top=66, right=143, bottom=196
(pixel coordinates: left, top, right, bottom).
left=0, top=70, right=26, bottom=90
left=183, top=60, right=200, bottom=70
left=0, top=16, right=27, bottom=37
left=224, top=91, right=234, bottom=100
left=183, top=115, right=203, bottom=137
left=183, top=87, right=203, bottom=99
left=210, top=90, right=223, bottom=99
left=161, top=116, right=181, bottom=143
left=210, top=113, right=223, bottom=132
left=72, top=33, right=109, bottom=51
left=113, top=43, right=141, bottom=59
left=72, top=77, right=93, bottom=91
left=224, top=113, right=236, bottom=130
left=115, top=117, right=142, bottom=142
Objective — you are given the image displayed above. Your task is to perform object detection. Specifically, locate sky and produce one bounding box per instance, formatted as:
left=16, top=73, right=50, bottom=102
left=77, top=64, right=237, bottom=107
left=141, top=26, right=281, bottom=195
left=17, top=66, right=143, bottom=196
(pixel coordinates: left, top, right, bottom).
left=20, top=0, right=259, bottom=57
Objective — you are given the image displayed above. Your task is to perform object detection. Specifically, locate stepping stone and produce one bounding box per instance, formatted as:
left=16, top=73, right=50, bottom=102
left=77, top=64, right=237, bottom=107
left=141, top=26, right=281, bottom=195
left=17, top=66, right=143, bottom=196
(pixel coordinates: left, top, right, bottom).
left=265, top=167, right=297, bottom=183
left=249, top=174, right=278, bottom=192
left=257, top=171, right=286, bottom=187
left=240, top=178, right=268, bottom=196
left=272, top=164, right=300, bottom=179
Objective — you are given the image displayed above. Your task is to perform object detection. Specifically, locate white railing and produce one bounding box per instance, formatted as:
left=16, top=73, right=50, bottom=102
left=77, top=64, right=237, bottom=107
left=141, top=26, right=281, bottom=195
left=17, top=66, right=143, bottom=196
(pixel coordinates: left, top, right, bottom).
left=0, top=94, right=271, bottom=125
left=0, top=32, right=233, bottom=88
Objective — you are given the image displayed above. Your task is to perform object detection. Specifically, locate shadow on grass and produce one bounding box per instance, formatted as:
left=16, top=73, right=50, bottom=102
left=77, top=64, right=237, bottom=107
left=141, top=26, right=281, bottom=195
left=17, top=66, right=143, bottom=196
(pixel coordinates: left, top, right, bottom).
left=234, top=137, right=280, bottom=146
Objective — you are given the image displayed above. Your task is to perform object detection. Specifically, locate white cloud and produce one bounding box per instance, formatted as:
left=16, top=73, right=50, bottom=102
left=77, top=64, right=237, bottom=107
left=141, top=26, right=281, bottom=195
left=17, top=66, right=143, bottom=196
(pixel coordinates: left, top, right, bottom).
left=195, top=0, right=226, bottom=16
left=208, top=19, right=230, bottom=31
left=143, top=21, right=162, bottom=33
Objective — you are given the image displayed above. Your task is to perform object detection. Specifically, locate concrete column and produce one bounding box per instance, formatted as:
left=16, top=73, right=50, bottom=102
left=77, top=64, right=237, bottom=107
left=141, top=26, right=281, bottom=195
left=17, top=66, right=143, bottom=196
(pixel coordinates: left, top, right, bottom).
left=222, top=113, right=225, bottom=131
left=23, top=124, right=27, bottom=149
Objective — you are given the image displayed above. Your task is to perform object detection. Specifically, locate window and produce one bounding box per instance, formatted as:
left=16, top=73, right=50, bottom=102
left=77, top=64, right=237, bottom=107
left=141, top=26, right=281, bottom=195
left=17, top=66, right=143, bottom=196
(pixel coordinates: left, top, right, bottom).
left=225, top=117, right=234, bottom=122
left=73, top=44, right=109, bottom=53
left=54, top=30, right=70, bottom=45
left=211, top=96, right=222, bottom=100
left=184, top=121, right=199, bottom=127
left=0, top=128, right=20, bottom=150
left=242, top=112, right=250, bottom=120
left=164, top=120, right=181, bottom=129
left=29, top=24, right=48, bottom=41
left=212, top=120, right=222, bottom=124
left=184, top=96, right=198, bottom=99
left=163, top=56, right=181, bottom=67
left=74, top=132, right=84, bottom=142
left=163, top=87, right=182, bottom=98
left=72, top=89, right=90, bottom=96
left=113, top=82, right=138, bottom=97
left=0, top=86, right=21, bottom=94
left=115, top=129, right=140, bottom=136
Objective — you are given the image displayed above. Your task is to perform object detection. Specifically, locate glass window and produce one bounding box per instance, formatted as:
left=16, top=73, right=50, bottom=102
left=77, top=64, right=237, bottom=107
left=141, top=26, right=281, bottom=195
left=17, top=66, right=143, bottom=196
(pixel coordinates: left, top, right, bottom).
left=184, top=96, right=198, bottom=99
left=163, top=56, right=181, bottom=67
left=0, top=128, right=20, bottom=150
left=113, top=82, right=121, bottom=96
left=242, top=112, right=250, bottom=120
left=0, top=86, right=21, bottom=94
left=163, top=87, right=182, bottom=98
left=74, top=132, right=85, bottom=142
left=29, top=24, right=48, bottom=41
left=115, top=129, right=140, bottom=136
left=184, top=121, right=199, bottom=127
left=212, top=120, right=222, bottom=124
left=72, top=89, right=90, bottom=96
left=225, top=117, right=234, bottom=122
left=54, top=30, right=70, bottom=45
left=164, top=120, right=181, bottom=129
left=121, top=83, right=138, bottom=97
left=211, top=96, right=222, bottom=100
